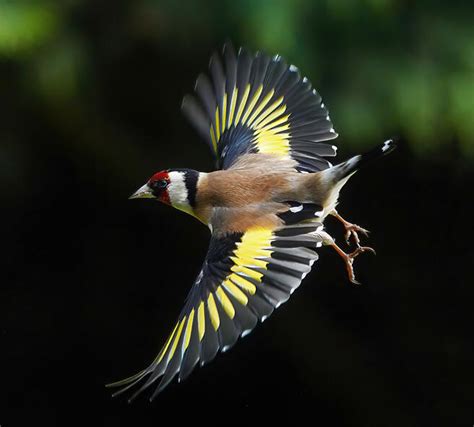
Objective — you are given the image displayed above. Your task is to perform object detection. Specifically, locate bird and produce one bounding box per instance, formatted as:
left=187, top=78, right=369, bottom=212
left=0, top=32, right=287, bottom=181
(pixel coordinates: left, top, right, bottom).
left=107, top=43, right=396, bottom=402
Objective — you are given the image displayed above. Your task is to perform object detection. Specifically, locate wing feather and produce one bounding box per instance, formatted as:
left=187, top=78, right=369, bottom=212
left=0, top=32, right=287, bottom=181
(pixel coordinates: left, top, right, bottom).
left=182, top=42, right=338, bottom=171
left=107, top=207, right=324, bottom=400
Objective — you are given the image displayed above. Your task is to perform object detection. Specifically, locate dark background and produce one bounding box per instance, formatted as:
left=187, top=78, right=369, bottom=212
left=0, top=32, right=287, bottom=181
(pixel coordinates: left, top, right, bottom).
left=1, top=1, right=473, bottom=426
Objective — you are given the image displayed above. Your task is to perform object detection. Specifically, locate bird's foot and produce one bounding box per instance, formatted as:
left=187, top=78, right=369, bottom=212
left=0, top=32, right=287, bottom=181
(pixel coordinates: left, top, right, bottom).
left=344, top=224, right=370, bottom=247
left=331, top=210, right=370, bottom=247
left=330, top=243, right=376, bottom=285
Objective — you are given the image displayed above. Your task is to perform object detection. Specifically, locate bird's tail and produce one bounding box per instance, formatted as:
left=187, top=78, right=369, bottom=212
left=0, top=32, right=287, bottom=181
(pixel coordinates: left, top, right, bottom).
left=327, top=139, right=396, bottom=182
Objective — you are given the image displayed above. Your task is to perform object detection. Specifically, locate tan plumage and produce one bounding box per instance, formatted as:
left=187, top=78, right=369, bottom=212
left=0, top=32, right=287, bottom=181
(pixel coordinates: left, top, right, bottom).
left=194, top=153, right=332, bottom=233
left=108, top=43, right=395, bottom=401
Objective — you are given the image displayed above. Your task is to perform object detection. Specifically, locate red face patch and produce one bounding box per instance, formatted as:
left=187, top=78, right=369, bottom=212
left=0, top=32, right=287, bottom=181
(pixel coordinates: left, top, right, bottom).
left=148, top=170, right=171, bottom=204
left=149, top=170, right=169, bottom=183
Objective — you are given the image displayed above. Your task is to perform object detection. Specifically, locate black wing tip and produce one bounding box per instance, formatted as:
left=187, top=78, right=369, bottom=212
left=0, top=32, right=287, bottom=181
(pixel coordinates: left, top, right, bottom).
left=192, top=73, right=205, bottom=91
left=181, top=94, right=192, bottom=110
left=208, top=49, right=223, bottom=69
left=107, top=368, right=188, bottom=403
left=222, top=40, right=236, bottom=55
left=106, top=372, right=149, bottom=402
left=222, top=41, right=282, bottom=68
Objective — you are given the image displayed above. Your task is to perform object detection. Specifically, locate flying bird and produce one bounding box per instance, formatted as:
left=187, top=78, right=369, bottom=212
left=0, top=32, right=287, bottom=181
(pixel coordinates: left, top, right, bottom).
left=107, top=43, right=396, bottom=401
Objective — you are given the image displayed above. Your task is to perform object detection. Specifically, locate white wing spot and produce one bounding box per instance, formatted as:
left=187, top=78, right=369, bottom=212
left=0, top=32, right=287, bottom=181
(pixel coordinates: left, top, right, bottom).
left=290, top=204, right=303, bottom=213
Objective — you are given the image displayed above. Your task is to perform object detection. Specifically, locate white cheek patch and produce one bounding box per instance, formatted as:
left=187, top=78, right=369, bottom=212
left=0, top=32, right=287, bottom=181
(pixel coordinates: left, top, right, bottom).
left=168, top=172, right=191, bottom=212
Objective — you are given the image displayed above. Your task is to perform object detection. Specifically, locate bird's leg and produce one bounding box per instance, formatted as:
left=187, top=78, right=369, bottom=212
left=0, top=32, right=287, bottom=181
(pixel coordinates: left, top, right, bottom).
left=331, top=209, right=369, bottom=247
left=319, top=230, right=375, bottom=285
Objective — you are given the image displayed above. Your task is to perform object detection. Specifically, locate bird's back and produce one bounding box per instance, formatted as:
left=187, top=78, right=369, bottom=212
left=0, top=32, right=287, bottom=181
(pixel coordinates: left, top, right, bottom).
left=199, top=153, right=308, bottom=205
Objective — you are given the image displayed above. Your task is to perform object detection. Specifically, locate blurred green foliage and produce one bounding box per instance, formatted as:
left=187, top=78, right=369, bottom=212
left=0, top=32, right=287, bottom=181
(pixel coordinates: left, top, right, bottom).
left=0, top=2, right=59, bottom=55
left=1, top=0, right=473, bottom=163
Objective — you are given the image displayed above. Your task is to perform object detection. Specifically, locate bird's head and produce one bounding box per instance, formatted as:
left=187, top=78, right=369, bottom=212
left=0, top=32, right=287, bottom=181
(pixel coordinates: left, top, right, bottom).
left=129, top=168, right=200, bottom=216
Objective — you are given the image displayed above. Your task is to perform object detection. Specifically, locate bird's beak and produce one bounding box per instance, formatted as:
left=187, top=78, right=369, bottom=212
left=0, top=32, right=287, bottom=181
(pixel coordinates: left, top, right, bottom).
left=129, top=184, right=154, bottom=199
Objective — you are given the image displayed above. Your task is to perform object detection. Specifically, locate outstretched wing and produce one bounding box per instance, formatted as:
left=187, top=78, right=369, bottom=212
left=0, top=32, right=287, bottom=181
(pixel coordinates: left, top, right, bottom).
left=107, top=208, right=324, bottom=401
left=182, top=43, right=338, bottom=172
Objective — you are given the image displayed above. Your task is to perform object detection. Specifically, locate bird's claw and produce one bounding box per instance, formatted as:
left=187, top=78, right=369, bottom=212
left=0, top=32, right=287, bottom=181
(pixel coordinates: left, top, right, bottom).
left=344, top=224, right=370, bottom=247
left=330, top=243, right=376, bottom=285
left=345, top=246, right=376, bottom=284
left=349, top=246, right=376, bottom=258
left=330, top=211, right=376, bottom=283
left=331, top=211, right=370, bottom=247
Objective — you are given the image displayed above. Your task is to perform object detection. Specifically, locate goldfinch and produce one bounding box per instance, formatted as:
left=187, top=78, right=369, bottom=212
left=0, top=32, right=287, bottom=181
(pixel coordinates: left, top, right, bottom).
left=107, top=43, right=396, bottom=401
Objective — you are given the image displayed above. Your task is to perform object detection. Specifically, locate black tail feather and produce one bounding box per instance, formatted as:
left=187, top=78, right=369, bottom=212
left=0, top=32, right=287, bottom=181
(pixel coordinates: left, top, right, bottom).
left=330, top=139, right=396, bottom=181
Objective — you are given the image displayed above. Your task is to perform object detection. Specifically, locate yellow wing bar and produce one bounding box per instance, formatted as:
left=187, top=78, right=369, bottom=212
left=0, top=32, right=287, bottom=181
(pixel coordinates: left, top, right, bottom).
left=107, top=221, right=322, bottom=400
left=210, top=84, right=291, bottom=157
left=183, top=44, right=338, bottom=170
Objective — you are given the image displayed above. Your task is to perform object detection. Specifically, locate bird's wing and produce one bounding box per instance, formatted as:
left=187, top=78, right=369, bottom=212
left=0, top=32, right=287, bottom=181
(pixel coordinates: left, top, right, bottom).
left=107, top=204, right=324, bottom=401
left=182, top=43, right=338, bottom=172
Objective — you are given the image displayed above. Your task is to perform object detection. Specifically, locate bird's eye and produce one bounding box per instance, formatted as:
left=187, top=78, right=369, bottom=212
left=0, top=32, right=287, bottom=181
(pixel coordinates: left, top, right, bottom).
left=152, top=179, right=168, bottom=189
